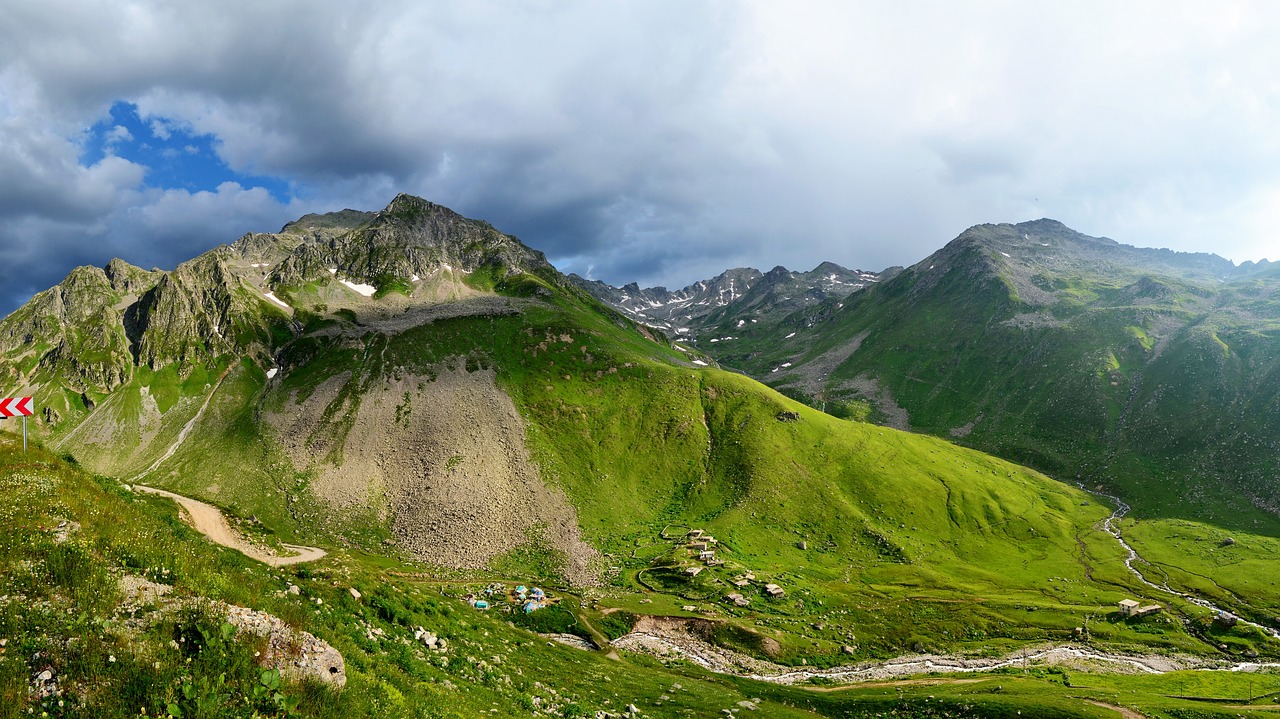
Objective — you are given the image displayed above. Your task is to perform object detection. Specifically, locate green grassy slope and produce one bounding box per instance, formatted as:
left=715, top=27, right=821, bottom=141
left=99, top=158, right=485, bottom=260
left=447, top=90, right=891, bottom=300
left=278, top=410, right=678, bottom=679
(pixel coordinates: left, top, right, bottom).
left=6, top=435, right=1277, bottom=718
left=693, top=221, right=1280, bottom=636
left=711, top=222, right=1280, bottom=530
left=0, top=434, right=837, bottom=718
left=8, top=204, right=1277, bottom=657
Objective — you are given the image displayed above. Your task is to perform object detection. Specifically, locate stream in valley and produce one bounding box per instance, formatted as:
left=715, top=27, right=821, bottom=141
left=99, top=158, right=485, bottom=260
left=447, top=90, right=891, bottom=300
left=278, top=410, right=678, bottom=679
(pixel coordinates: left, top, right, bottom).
left=1084, top=485, right=1280, bottom=641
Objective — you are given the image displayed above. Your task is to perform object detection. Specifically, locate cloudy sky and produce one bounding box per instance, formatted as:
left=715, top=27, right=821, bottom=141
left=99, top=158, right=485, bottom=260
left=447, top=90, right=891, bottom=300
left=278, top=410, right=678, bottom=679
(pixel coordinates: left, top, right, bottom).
left=1, top=1, right=1277, bottom=315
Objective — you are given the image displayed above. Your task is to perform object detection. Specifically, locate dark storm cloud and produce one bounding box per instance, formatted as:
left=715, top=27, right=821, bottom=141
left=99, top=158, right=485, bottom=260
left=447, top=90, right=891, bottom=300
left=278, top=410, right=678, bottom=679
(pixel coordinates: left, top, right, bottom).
left=1, top=1, right=1279, bottom=315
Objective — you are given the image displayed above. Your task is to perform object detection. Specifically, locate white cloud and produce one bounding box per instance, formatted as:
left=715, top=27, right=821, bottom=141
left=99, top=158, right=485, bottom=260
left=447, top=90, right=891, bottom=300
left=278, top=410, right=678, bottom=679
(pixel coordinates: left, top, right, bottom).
left=0, top=73, right=146, bottom=223
left=2, top=0, right=1280, bottom=312
left=149, top=118, right=172, bottom=140
left=131, top=182, right=297, bottom=237
left=103, top=124, right=132, bottom=146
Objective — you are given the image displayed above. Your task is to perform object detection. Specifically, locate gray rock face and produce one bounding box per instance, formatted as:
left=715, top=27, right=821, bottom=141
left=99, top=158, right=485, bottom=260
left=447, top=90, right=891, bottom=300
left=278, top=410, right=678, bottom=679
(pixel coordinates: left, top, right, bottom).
left=0, top=247, right=281, bottom=393
left=224, top=604, right=347, bottom=687
left=126, top=253, right=245, bottom=370
left=270, top=194, right=556, bottom=290
left=0, top=262, right=150, bottom=391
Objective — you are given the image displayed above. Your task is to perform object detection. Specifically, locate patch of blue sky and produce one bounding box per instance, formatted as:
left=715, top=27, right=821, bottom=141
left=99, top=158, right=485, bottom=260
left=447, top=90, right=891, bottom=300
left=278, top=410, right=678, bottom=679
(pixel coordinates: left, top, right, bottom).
left=80, top=100, right=291, bottom=202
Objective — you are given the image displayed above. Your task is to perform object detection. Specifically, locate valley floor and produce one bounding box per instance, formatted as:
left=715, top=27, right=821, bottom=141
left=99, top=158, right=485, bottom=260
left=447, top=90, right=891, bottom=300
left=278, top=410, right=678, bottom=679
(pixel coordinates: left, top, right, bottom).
left=146, top=481, right=1280, bottom=691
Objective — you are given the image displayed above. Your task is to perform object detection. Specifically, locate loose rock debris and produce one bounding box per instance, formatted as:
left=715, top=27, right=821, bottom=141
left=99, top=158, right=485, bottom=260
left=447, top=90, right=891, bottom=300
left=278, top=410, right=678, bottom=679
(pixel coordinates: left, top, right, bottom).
left=116, top=574, right=347, bottom=687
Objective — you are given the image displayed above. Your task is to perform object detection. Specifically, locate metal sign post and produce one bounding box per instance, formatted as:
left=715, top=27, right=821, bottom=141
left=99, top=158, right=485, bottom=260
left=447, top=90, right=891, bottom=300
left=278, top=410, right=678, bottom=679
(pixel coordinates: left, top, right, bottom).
left=0, top=397, right=35, bottom=454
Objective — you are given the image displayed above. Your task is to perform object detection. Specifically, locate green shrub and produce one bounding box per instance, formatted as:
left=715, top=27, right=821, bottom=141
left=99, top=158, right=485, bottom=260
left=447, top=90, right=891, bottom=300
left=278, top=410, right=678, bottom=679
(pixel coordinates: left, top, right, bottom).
left=508, top=604, right=584, bottom=637
left=598, top=611, right=637, bottom=640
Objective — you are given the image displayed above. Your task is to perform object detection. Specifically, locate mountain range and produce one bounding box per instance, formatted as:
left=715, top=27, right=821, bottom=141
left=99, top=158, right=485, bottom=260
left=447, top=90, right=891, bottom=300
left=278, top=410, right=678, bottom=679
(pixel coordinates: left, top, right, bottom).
left=568, top=262, right=894, bottom=337
left=580, top=221, right=1280, bottom=526
left=2, top=195, right=1278, bottom=718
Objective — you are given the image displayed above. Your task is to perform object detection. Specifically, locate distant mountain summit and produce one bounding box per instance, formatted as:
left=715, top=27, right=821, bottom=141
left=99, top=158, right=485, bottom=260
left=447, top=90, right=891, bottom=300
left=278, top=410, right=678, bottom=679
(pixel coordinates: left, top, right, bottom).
left=569, top=266, right=763, bottom=334
left=924, top=218, right=1264, bottom=294
left=571, top=262, right=890, bottom=337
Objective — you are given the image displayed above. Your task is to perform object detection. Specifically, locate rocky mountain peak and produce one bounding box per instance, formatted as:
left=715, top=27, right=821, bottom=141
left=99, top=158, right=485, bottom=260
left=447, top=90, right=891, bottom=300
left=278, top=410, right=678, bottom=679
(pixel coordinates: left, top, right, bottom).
left=810, top=260, right=848, bottom=275
left=382, top=193, right=457, bottom=221
left=0, top=194, right=574, bottom=402
left=269, top=194, right=555, bottom=289
left=573, top=261, right=884, bottom=338
left=280, top=208, right=376, bottom=235
left=104, top=258, right=160, bottom=295
left=1014, top=217, right=1074, bottom=234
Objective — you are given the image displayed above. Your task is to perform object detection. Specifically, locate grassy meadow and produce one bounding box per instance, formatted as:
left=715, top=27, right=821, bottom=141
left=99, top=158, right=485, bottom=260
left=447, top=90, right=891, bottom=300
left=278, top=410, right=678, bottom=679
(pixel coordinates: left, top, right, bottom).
left=8, top=434, right=1280, bottom=718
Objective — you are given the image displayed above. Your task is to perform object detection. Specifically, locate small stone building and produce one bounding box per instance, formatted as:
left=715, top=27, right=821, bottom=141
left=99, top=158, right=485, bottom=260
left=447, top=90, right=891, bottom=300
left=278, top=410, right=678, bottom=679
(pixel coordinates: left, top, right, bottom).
left=1118, top=598, right=1161, bottom=618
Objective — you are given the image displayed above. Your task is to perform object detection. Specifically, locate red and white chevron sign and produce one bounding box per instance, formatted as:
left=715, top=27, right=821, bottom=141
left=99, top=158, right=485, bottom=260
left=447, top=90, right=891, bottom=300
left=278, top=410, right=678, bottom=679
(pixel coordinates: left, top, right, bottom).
left=0, top=397, right=33, bottom=417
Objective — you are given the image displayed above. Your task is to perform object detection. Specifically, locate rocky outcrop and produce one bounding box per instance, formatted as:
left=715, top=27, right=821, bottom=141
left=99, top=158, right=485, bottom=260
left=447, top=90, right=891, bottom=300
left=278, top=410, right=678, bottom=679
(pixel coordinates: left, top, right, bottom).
left=125, top=252, right=277, bottom=372
left=0, top=263, right=150, bottom=392
left=115, top=574, right=347, bottom=687
left=0, top=246, right=283, bottom=390
left=224, top=604, right=346, bottom=687
left=228, top=232, right=305, bottom=265
left=104, top=258, right=161, bottom=295
left=270, top=194, right=556, bottom=290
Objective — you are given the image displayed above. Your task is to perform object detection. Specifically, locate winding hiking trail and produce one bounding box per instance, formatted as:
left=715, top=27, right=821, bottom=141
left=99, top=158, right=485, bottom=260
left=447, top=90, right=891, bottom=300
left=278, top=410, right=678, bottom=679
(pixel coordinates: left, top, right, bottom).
left=133, top=485, right=326, bottom=567
left=117, top=364, right=325, bottom=566
left=1085, top=700, right=1148, bottom=719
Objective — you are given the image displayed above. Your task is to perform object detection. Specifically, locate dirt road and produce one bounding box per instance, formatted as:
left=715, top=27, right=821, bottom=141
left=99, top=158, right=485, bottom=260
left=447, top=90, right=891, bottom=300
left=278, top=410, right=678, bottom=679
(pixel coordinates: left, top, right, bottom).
left=133, top=485, right=326, bottom=567
left=1085, top=700, right=1148, bottom=719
